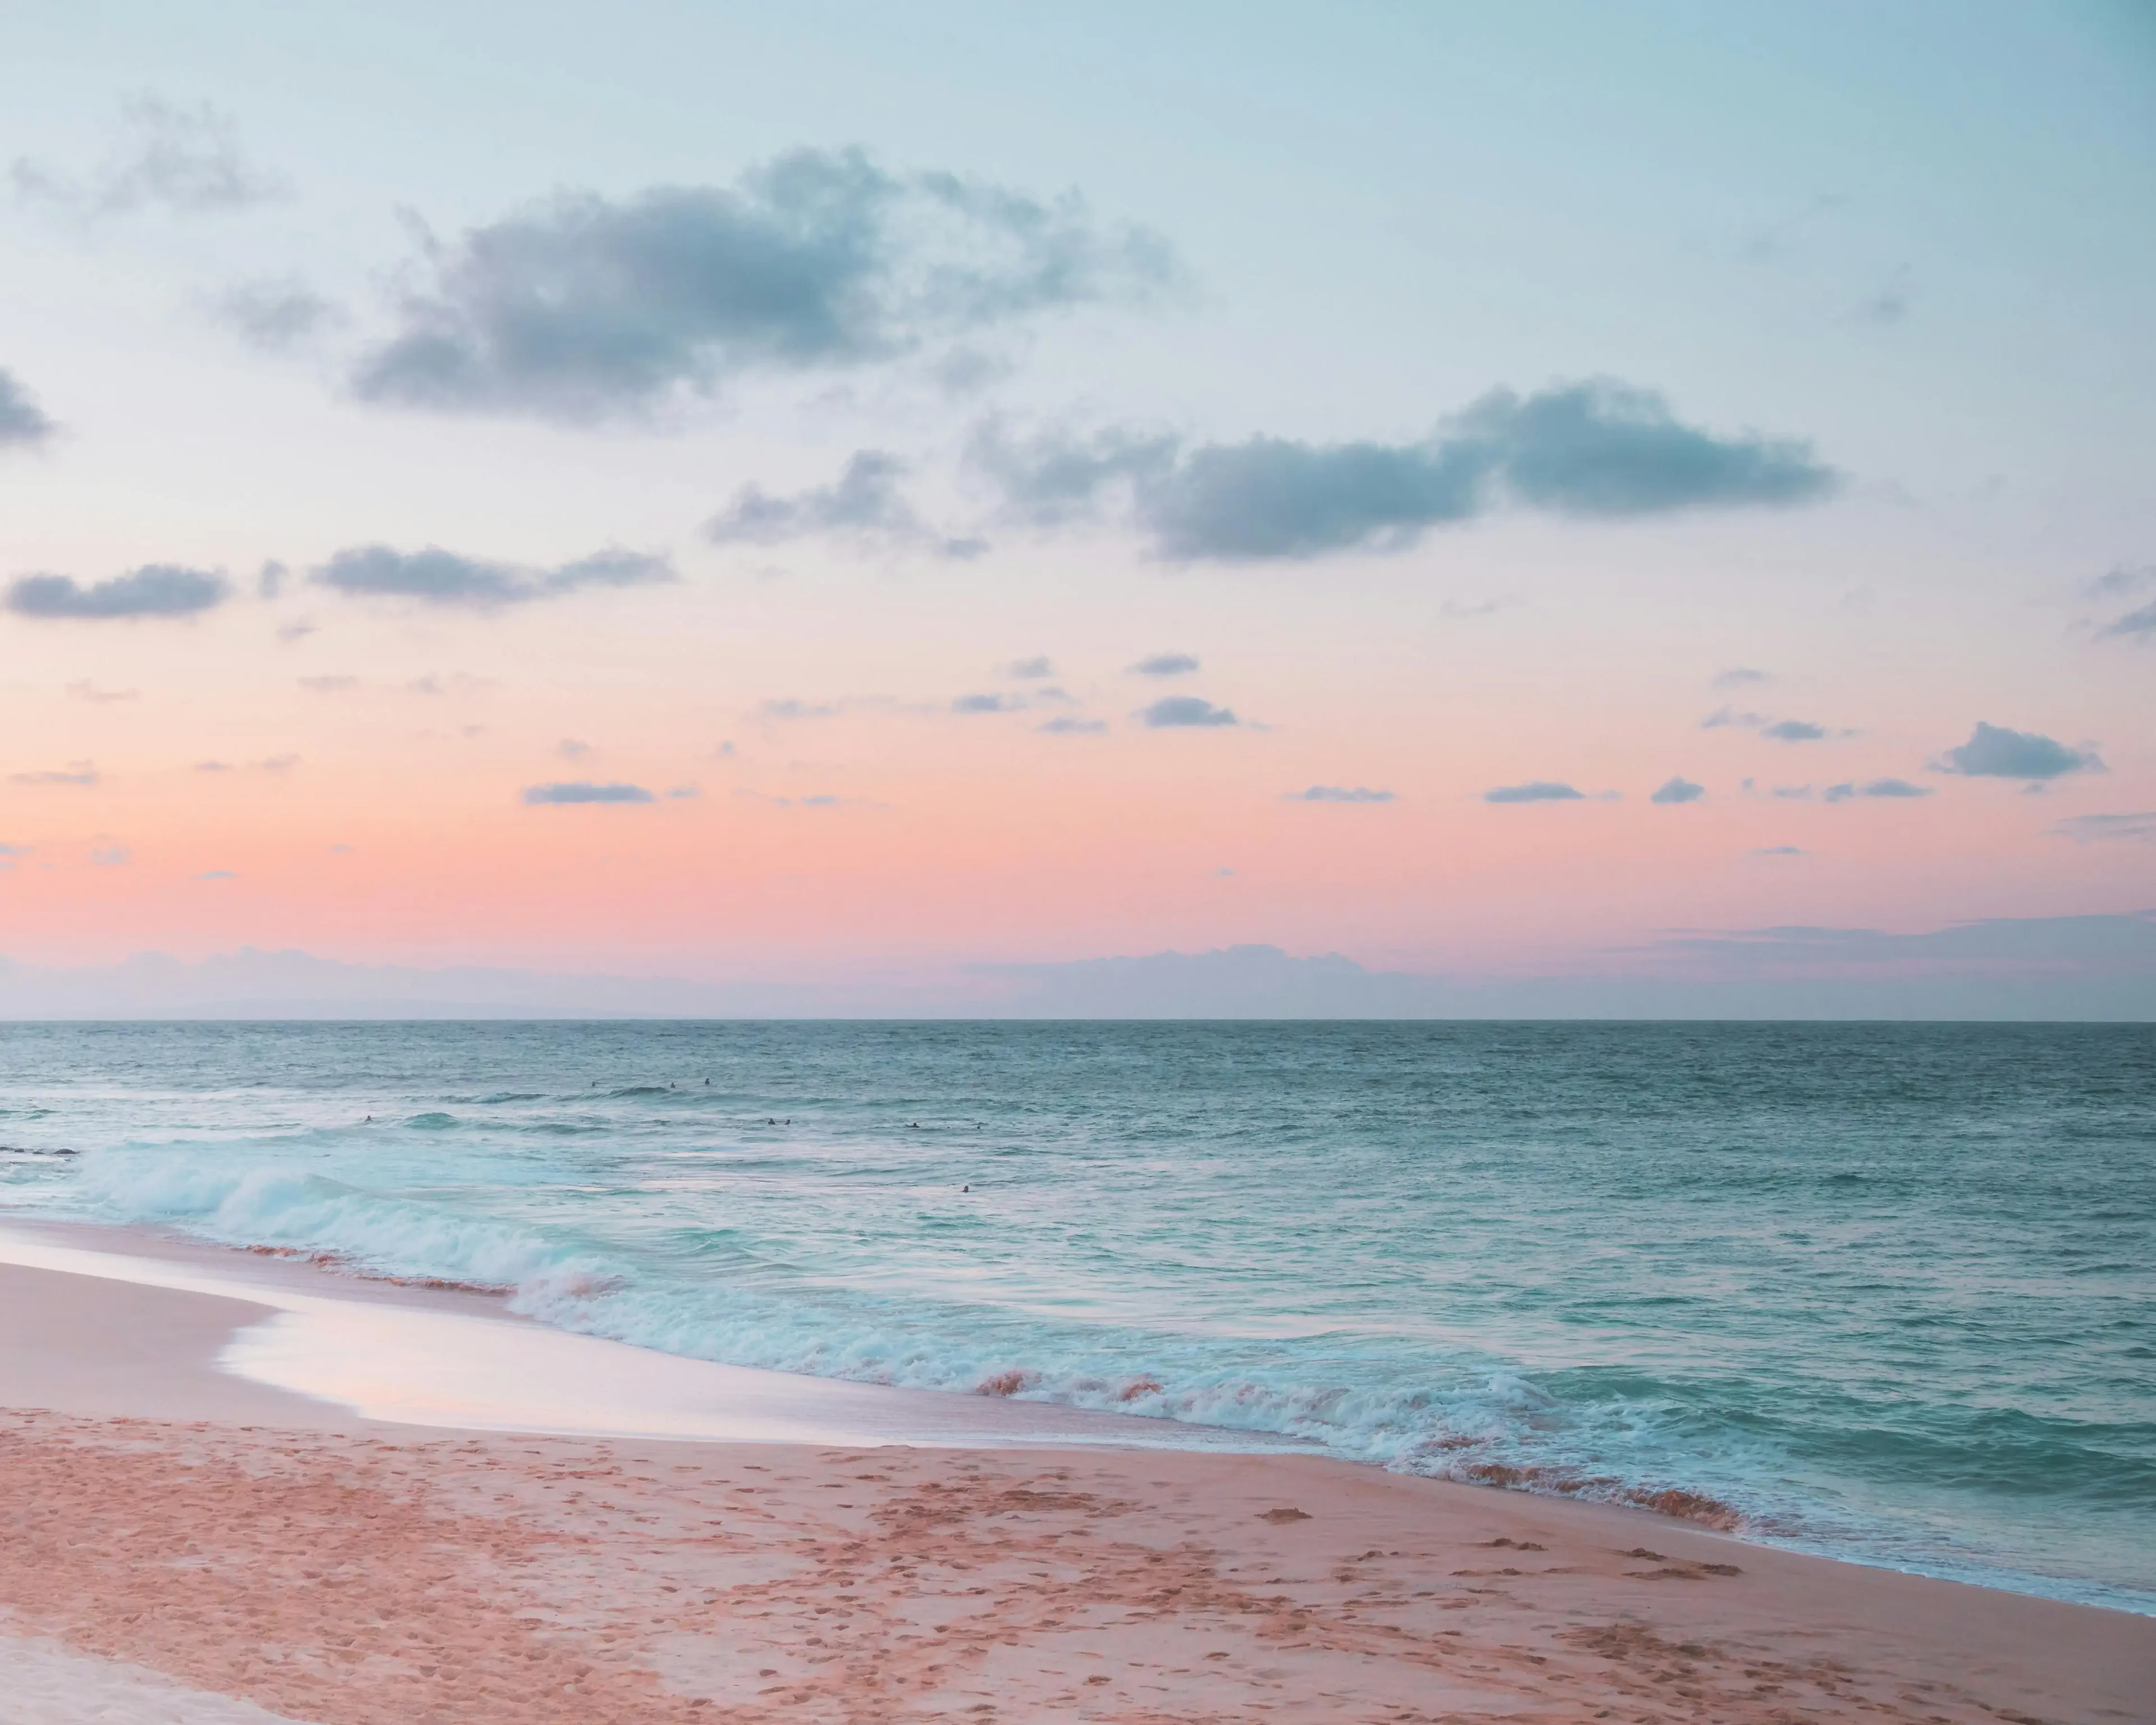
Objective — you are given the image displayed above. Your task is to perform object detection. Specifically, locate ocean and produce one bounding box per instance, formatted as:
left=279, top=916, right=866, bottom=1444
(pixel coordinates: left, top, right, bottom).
left=1, top=1020, right=2149, bottom=1613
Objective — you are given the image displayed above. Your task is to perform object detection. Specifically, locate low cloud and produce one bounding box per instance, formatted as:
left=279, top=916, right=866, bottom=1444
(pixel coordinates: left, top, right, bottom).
left=2096, top=600, right=2156, bottom=642
left=213, top=279, right=339, bottom=351
left=6, top=565, right=229, bottom=620
left=1712, top=666, right=1770, bottom=688
left=315, top=544, right=674, bottom=609
left=2050, top=811, right=2156, bottom=844
left=522, top=781, right=654, bottom=805
left=1753, top=845, right=1806, bottom=856
left=1130, top=651, right=1199, bottom=677
left=351, top=147, right=1176, bottom=423
left=1701, top=705, right=1769, bottom=730
left=1001, top=655, right=1055, bottom=679
left=1932, top=722, right=2100, bottom=781
left=1036, top=716, right=1106, bottom=735
left=1650, top=777, right=1705, bottom=804
left=1822, top=778, right=1931, bottom=802
left=1138, top=695, right=1237, bottom=728
left=754, top=697, right=845, bottom=722
left=1761, top=719, right=1826, bottom=742
left=952, top=692, right=1023, bottom=714
left=970, top=379, right=1835, bottom=560
left=198, top=869, right=237, bottom=880
left=11, top=94, right=285, bottom=217
left=1286, top=786, right=1394, bottom=803
left=12, top=763, right=99, bottom=787
left=706, top=450, right=984, bottom=558
left=90, top=845, right=132, bottom=866
left=1484, top=781, right=1583, bottom=804
left=0, top=368, right=56, bottom=448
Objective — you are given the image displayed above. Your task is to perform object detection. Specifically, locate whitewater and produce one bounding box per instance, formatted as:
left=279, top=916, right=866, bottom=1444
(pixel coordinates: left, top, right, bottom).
left=1, top=1019, right=2149, bottom=1613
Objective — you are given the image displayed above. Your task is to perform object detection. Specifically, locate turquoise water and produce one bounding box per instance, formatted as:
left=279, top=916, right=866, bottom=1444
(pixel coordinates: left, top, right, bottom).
left=0, top=1020, right=2149, bottom=1612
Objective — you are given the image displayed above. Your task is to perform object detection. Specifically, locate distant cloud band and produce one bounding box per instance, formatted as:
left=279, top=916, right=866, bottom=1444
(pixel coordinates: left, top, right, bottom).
left=6, top=565, right=229, bottom=619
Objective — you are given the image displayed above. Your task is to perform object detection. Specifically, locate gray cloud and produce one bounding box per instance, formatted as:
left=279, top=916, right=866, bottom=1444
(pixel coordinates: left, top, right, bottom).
left=1822, top=777, right=1932, bottom=802
left=1650, top=777, right=1705, bottom=804
left=6, top=565, right=230, bottom=620
left=2096, top=601, right=2156, bottom=642
left=705, top=450, right=983, bottom=557
left=12, top=764, right=98, bottom=786
left=315, top=544, right=674, bottom=608
left=754, top=697, right=845, bottom=722
left=2050, top=812, right=2156, bottom=844
left=0, top=368, right=56, bottom=448
left=1932, top=722, right=2100, bottom=781
left=1036, top=716, right=1106, bottom=735
left=522, top=781, right=654, bottom=805
left=1286, top=786, right=1394, bottom=803
left=1138, top=695, right=1237, bottom=728
left=1001, top=655, right=1055, bottom=679
left=952, top=692, right=1022, bottom=714
left=1130, top=651, right=1199, bottom=677
left=1712, top=666, right=1770, bottom=688
left=90, top=845, right=131, bottom=866
left=1761, top=719, right=1826, bottom=742
left=213, top=279, right=339, bottom=351
left=1484, top=781, right=1583, bottom=804
left=198, top=869, right=236, bottom=880
left=1753, top=845, right=1806, bottom=856
left=970, top=379, right=1835, bottom=560
left=1701, top=705, right=1770, bottom=731
left=11, top=95, right=285, bottom=216
left=352, top=148, right=1176, bottom=423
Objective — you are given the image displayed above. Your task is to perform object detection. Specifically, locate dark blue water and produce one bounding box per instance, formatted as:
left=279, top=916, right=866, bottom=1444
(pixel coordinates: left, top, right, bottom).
left=1, top=1020, right=2149, bottom=1610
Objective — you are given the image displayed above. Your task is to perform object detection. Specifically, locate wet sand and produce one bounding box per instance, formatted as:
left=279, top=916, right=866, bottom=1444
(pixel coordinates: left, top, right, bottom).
left=0, top=1229, right=2146, bottom=1723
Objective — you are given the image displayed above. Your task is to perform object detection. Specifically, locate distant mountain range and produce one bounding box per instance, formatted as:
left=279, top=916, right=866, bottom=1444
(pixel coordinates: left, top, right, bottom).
left=1, top=911, right=2151, bottom=1019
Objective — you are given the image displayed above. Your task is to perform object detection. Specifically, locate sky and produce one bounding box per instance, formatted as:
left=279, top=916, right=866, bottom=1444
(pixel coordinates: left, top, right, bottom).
left=2, top=1, right=2153, bottom=1007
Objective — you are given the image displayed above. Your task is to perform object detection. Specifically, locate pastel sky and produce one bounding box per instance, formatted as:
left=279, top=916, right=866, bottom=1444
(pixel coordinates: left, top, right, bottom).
left=3, top=1, right=2152, bottom=992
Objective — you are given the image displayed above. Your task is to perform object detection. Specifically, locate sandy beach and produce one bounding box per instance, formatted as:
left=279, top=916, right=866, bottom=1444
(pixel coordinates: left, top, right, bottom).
left=0, top=1224, right=2146, bottom=1725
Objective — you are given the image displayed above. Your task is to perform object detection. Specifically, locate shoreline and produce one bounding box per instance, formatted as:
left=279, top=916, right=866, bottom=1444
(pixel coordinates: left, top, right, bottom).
left=0, top=1218, right=2148, bottom=1721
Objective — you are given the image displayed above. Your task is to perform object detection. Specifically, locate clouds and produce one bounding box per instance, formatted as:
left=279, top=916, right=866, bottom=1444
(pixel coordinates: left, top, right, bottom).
left=1484, top=781, right=1583, bottom=804
left=952, top=692, right=1023, bottom=714
left=1130, top=652, right=1198, bottom=677
left=1712, top=667, right=1770, bottom=689
left=705, top=450, right=983, bottom=557
left=1932, top=722, right=2100, bottom=781
left=969, top=380, right=1836, bottom=560
left=2050, top=812, right=2156, bottom=845
left=1650, top=777, right=1704, bottom=804
left=1822, top=778, right=1931, bottom=802
left=2088, top=565, right=2154, bottom=642
left=213, top=280, right=338, bottom=352
left=351, top=148, right=1176, bottom=423
left=1036, top=716, right=1106, bottom=735
left=11, top=95, right=284, bottom=217
left=1138, top=695, right=1237, bottom=728
left=1703, top=706, right=1837, bottom=741
left=6, top=564, right=229, bottom=619
left=0, top=369, right=55, bottom=448
left=1286, top=786, right=1394, bottom=803
left=522, top=782, right=655, bottom=805
left=314, top=544, right=674, bottom=609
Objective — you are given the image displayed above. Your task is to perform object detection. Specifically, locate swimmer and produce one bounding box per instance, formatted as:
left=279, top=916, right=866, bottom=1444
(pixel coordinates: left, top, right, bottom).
left=962, top=1183, right=970, bottom=1193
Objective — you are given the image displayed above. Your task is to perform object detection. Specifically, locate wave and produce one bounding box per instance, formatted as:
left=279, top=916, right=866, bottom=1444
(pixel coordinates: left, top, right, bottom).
left=57, top=1146, right=1772, bottom=1536
left=44, top=1142, right=2155, bottom=1613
